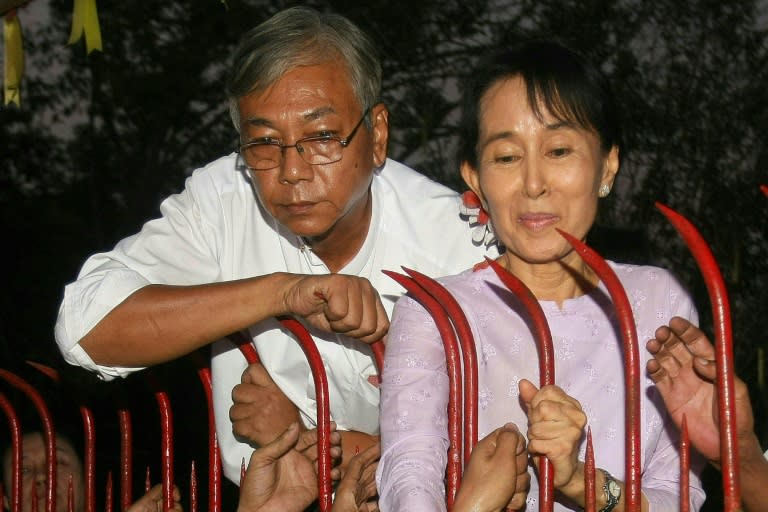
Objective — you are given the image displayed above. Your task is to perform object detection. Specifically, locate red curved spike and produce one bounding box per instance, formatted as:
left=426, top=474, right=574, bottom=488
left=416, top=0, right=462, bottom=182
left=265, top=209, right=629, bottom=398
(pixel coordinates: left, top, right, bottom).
left=484, top=257, right=555, bottom=511
left=118, top=408, right=133, bottom=512
left=192, top=353, right=221, bottom=512
left=0, top=393, right=22, bottom=512
left=229, top=331, right=260, bottom=364
left=105, top=472, right=113, bottom=512
left=190, top=461, right=198, bottom=512
left=371, top=340, right=385, bottom=377
left=585, top=427, right=596, bottom=512
left=555, top=230, right=641, bottom=511
left=680, top=415, right=690, bottom=512
left=67, top=475, right=74, bottom=512
left=401, top=266, right=478, bottom=466
left=0, top=370, right=57, bottom=512
left=27, top=361, right=97, bottom=512
left=655, top=202, right=740, bottom=510
left=383, top=270, right=463, bottom=508
left=277, top=317, right=333, bottom=512
left=25, top=361, right=59, bottom=381
left=31, top=481, right=39, bottom=512
left=80, top=409, right=96, bottom=512
left=152, top=386, right=174, bottom=511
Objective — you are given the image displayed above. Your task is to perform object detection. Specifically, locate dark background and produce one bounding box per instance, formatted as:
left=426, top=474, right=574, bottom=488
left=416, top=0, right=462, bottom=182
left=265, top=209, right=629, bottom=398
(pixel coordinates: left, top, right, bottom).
left=1, top=1, right=767, bottom=510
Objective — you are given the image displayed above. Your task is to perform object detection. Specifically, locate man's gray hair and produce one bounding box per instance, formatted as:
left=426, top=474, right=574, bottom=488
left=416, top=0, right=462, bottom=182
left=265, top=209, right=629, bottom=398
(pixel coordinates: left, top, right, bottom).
left=227, top=6, right=382, bottom=132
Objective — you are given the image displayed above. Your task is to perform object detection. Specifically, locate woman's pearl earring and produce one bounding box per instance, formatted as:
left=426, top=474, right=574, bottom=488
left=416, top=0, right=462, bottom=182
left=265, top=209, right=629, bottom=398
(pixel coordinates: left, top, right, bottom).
left=599, top=184, right=611, bottom=198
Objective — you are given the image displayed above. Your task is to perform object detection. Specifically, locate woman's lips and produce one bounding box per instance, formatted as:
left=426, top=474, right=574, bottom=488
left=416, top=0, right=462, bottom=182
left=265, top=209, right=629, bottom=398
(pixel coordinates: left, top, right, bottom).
left=518, top=212, right=559, bottom=231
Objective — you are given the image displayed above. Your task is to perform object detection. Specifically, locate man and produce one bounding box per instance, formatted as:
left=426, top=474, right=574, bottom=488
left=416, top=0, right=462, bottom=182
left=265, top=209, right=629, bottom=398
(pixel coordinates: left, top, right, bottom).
left=55, top=7, right=495, bottom=484
left=2, top=431, right=182, bottom=512
left=647, top=316, right=768, bottom=512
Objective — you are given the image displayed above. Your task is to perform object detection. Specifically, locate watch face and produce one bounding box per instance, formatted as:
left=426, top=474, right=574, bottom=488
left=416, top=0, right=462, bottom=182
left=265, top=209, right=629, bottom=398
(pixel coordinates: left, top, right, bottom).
left=608, top=480, right=621, bottom=496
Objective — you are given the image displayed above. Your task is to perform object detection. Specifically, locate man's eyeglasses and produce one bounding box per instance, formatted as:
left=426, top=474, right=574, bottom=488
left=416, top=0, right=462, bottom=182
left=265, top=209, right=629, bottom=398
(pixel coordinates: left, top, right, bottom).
left=239, top=108, right=371, bottom=171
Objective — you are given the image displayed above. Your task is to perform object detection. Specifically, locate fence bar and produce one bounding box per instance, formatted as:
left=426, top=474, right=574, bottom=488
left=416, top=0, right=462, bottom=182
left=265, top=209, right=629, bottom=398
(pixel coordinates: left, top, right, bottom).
left=277, top=317, right=333, bottom=512
left=0, top=370, right=57, bottom=512
left=191, top=460, right=198, bottom=512
left=152, top=385, right=175, bottom=511
left=656, top=202, right=741, bottom=511
left=486, top=257, right=556, bottom=512
left=584, top=428, right=596, bottom=512
left=556, top=230, right=642, bottom=511
left=27, top=361, right=98, bottom=512
left=106, top=472, right=113, bottom=512
left=0, top=393, right=22, bottom=512
left=680, top=415, right=690, bottom=512
left=118, top=408, right=133, bottom=511
left=67, top=475, right=74, bottom=512
left=402, top=266, right=479, bottom=465
left=383, top=270, right=463, bottom=509
left=193, top=354, right=221, bottom=512
left=371, top=341, right=385, bottom=377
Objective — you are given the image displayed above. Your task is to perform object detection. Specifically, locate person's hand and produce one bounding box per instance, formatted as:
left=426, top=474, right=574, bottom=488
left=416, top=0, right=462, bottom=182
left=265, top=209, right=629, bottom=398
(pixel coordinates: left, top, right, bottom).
left=126, top=484, right=182, bottom=512
left=230, top=362, right=301, bottom=446
left=519, top=380, right=586, bottom=495
left=237, top=422, right=343, bottom=512
left=646, top=317, right=756, bottom=467
left=279, top=274, right=389, bottom=344
left=331, top=442, right=381, bottom=512
left=453, top=423, right=530, bottom=512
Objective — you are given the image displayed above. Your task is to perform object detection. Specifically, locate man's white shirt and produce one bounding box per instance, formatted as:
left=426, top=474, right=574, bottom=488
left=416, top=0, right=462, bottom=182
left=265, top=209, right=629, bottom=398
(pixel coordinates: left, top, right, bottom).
left=55, top=155, right=496, bottom=482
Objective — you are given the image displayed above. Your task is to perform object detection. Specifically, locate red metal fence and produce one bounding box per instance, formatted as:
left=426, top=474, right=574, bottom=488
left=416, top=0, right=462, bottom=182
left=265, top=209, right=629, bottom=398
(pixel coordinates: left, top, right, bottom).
left=4, top=196, right=766, bottom=512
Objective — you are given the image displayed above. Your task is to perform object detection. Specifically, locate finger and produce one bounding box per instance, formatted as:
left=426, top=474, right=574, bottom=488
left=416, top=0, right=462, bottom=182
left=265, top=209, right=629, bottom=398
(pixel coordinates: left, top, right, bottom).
left=249, top=422, right=300, bottom=467
left=495, top=425, right=524, bottom=462
left=229, top=402, right=251, bottom=423
left=296, top=422, right=338, bottom=453
left=296, top=428, right=318, bottom=453
left=323, top=278, right=354, bottom=325
left=355, top=289, right=390, bottom=344
left=692, top=356, right=718, bottom=382
left=243, top=362, right=275, bottom=387
left=518, top=379, right=539, bottom=408
left=670, top=317, right=717, bottom=361
left=531, top=385, right=580, bottom=408
left=144, top=484, right=163, bottom=500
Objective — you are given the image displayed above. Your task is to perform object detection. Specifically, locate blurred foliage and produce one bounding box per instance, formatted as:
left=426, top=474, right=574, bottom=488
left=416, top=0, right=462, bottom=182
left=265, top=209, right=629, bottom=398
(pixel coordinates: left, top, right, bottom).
left=1, top=0, right=766, bottom=499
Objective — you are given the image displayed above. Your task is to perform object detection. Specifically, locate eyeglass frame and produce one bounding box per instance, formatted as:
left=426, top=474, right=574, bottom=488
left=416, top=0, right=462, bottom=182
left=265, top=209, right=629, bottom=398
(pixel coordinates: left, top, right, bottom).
left=238, top=106, right=372, bottom=171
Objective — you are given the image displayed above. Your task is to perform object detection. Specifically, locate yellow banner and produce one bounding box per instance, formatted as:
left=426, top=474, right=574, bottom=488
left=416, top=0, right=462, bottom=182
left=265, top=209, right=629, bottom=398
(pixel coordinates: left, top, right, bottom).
left=67, top=0, right=102, bottom=54
left=3, top=9, right=23, bottom=107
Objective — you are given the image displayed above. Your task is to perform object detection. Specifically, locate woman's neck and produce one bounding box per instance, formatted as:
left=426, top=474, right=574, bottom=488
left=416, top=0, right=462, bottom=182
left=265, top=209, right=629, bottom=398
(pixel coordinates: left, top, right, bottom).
left=499, top=251, right=600, bottom=306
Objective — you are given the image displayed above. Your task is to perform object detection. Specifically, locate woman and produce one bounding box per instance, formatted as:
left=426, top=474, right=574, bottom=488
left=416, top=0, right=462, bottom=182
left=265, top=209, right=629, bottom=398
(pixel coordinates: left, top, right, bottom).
left=376, top=41, right=705, bottom=511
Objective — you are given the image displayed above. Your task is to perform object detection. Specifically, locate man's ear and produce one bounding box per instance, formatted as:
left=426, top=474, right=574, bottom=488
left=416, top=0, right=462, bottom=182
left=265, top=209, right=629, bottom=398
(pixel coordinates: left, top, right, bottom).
left=460, top=160, right=485, bottom=205
left=370, top=103, right=389, bottom=168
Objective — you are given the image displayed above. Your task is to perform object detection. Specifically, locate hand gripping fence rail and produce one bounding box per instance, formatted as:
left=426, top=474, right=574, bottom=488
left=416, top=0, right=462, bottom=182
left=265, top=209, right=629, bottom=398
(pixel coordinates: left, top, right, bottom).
left=2, top=194, right=764, bottom=512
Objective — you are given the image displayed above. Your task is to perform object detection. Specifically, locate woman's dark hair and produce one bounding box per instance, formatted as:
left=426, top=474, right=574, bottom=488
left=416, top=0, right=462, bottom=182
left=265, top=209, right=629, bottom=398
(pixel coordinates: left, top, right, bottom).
left=458, top=40, right=622, bottom=168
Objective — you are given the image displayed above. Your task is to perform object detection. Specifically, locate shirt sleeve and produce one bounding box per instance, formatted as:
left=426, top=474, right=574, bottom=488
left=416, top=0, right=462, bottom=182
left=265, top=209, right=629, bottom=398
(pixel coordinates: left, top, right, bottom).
left=54, top=172, right=222, bottom=380
left=376, top=295, right=451, bottom=512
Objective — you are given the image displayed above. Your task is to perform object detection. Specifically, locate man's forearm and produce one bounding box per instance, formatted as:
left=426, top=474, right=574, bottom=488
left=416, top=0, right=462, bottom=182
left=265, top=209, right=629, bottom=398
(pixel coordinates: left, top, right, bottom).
left=79, top=273, right=298, bottom=366
left=739, top=445, right=768, bottom=512
left=339, top=431, right=379, bottom=473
